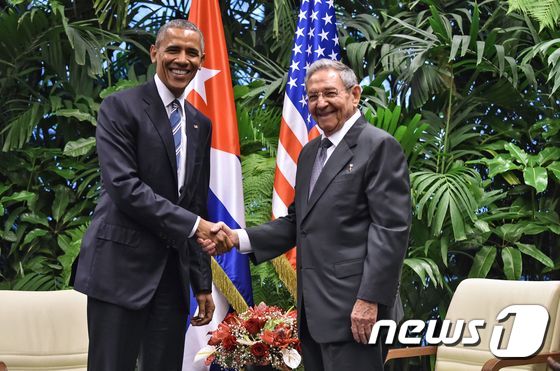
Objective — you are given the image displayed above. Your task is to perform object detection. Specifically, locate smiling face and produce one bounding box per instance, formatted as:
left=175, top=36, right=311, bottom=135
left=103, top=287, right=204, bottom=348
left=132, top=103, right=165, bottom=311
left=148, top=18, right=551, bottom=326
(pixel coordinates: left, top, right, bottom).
left=150, top=27, right=205, bottom=97
left=306, top=68, right=361, bottom=136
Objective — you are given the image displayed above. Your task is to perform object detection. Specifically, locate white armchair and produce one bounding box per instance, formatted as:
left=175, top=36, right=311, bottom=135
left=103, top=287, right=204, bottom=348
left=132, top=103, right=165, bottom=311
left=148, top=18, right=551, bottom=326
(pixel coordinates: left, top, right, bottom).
left=386, top=279, right=560, bottom=370
left=0, top=290, right=88, bottom=370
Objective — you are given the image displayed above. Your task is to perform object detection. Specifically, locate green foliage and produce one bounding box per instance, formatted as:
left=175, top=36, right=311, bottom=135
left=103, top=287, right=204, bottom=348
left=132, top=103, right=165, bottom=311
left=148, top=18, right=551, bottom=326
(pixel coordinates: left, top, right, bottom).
left=242, top=154, right=276, bottom=227
left=508, top=0, right=560, bottom=31
left=0, top=149, right=96, bottom=290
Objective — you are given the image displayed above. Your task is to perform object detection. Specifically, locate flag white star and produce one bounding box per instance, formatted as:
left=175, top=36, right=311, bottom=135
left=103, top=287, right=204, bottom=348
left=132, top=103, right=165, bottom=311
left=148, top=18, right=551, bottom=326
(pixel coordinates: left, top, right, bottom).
left=307, top=27, right=315, bottom=38
left=315, top=45, right=325, bottom=57
left=310, top=10, right=319, bottom=22
left=322, top=13, right=333, bottom=25
left=327, top=0, right=334, bottom=8
left=302, top=0, right=309, bottom=3
left=287, top=77, right=297, bottom=89
left=293, top=43, right=302, bottom=56
left=304, top=62, right=311, bottom=71
left=319, top=29, right=329, bottom=41
left=333, top=34, right=339, bottom=45
left=299, top=95, right=307, bottom=107
left=295, top=27, right=304, bottom=38
left=290, top=60, right=300, bottom=72
left=306, top=45, right=312, bottom=56
left=298, top=10, right=306, bottom=22
left=185, top=67, right=221, bottom=104
left=329, top=50, right=338, bottom=60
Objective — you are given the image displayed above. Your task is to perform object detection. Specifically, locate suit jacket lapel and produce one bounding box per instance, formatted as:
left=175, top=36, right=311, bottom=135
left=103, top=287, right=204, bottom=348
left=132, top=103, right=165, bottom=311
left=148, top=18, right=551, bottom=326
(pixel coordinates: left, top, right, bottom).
left=143, top=80, right=178, bottom=186
left=301, top=117, right=367, bottom=223
left=298, top=138, right=320, bottom=217
left=178, top=102, right=199, bottom=203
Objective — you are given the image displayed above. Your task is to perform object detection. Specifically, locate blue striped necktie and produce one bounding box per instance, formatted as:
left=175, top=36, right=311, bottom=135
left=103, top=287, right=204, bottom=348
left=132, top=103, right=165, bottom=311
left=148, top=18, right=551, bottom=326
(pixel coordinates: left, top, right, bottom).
left=170, top=99, right=182, bottom=172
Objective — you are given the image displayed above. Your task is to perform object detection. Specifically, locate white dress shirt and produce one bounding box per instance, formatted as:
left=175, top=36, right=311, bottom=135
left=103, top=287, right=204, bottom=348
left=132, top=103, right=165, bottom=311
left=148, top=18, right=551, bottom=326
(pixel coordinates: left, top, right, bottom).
left=154, top=74, right=200, bottom=238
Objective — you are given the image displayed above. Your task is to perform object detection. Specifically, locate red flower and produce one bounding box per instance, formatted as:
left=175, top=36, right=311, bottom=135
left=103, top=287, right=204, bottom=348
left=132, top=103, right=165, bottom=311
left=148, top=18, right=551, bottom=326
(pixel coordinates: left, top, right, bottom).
left=223, top=312, right=238, bottom=325
left=208, top=323, right=231, bottom=345
left=260, top=330, right=276, bottom=345
left=244, top=317, right=263, bottom=335
left=222, top=335, right=237, bottom=351
left=250, top=342, right=270, bottom=358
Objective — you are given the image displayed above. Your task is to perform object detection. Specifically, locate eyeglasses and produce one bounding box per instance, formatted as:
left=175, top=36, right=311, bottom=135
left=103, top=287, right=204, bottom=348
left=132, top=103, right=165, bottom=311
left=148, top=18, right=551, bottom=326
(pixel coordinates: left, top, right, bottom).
left=307, top=88, right=350, bottom=103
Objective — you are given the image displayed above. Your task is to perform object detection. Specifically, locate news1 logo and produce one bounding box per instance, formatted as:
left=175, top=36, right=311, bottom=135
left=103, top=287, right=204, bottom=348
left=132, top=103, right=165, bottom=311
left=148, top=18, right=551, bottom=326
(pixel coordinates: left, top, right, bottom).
left=369, top=304, right=550, bottom=357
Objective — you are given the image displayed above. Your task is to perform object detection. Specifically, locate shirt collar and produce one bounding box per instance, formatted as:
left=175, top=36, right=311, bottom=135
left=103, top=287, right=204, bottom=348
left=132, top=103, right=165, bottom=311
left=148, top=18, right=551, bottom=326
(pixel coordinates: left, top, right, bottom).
left=154, top=74, right=187, bottom=111
left=322, top=109, right=361, bottom=147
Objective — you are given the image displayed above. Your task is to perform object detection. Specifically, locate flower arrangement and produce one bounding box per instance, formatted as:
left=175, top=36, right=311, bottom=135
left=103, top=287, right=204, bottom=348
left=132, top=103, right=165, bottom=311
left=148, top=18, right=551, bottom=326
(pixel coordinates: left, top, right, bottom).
left=196, top=302, right=301, bottom=370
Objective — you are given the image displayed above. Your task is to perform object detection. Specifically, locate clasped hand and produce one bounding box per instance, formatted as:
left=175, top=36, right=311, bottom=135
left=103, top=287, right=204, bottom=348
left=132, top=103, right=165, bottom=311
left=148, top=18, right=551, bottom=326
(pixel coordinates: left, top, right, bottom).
left=196, top=221, right=238, bottom=256
left=196, top=219, right=237, bottom=255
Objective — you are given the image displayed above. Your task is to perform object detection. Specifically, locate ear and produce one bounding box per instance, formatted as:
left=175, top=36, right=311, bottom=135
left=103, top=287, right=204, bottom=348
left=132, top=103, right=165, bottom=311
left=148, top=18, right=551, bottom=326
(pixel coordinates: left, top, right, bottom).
left=149, top=45, right=157, bottom=64
left=199, top=52, right=206, bottom=68
left=350, top=85, right=361, bottom=107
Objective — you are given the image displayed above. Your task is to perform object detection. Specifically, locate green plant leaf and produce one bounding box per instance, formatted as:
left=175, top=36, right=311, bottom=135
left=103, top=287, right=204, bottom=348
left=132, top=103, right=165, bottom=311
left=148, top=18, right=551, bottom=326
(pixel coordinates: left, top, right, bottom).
left=482, top=156, right=522, bottom=178
left=515, top=242, right=554, bottom=268
left=504, top=143, right=528, bottom=166
left=63, top=137, right=96, bottom=157
left=468, top=246, right=497, bottom=278
left=52, top=187, right=71, bottom=222
left=494, top=224, right=523, bottom=243
left=54, top=109, right=96, bottom=126
left=501, top=247, right=522, bottom=280
left=0, top=191, right=36, bottom=204
left=537, top=147, right=560, bottom=165
left=22, top=228, right=48, bottom=245
left=20, top=213, right=49, bottom=227
left=548, top=161, right=560, bottom=182
left=523, top=166, right=548, bottom=193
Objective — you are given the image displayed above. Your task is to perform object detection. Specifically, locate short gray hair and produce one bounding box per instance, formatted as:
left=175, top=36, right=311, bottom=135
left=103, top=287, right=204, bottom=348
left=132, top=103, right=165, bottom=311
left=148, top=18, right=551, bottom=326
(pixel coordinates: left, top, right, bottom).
left=155, top=19, right=205, bottom=53
left=305, top=59, right=358, bottom=88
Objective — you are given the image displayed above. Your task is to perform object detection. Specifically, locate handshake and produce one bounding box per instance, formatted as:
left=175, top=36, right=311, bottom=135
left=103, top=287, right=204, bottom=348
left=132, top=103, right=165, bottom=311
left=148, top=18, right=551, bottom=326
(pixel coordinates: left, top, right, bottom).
left=195, top=219, right=238, bottom=256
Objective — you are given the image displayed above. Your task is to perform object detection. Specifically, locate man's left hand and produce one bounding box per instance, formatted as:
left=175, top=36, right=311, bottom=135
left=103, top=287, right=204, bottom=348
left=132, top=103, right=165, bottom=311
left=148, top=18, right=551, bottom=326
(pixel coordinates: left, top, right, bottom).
left=191, top=292, right=215, bottom=326
left=351, top=299, right=378, bottom=344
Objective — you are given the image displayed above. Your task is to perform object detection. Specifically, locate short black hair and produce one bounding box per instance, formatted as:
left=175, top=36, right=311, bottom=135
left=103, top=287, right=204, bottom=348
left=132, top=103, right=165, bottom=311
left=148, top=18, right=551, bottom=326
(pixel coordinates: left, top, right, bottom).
left=155, top=19, right=205, bottom=53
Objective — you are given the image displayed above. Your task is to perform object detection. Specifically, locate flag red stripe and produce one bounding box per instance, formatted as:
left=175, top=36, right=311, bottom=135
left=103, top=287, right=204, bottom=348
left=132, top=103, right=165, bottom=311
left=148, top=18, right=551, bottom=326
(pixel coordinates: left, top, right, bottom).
left=273, top=167, right=296, bottom=211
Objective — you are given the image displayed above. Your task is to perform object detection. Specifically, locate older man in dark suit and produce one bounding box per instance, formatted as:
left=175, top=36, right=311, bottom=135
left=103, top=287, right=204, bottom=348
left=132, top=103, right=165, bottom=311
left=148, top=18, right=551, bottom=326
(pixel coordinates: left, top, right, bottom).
left=201, top=59, right=411, bottom=371
left=73, top=20, right=230, bottom=371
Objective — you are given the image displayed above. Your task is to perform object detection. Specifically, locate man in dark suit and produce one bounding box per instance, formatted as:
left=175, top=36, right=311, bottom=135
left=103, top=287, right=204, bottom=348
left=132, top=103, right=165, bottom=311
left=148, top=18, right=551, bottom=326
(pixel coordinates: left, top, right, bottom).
left=200, top=59, right=411, bottom=370
left=73, top=20, right=230, bottom=371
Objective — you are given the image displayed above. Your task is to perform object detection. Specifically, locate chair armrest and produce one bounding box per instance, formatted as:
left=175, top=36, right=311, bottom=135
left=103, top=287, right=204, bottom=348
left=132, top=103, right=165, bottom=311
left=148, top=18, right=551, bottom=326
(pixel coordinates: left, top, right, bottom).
left=385, top=346, right=438, bottom=363
left=482, top=351, right=560, bottom=371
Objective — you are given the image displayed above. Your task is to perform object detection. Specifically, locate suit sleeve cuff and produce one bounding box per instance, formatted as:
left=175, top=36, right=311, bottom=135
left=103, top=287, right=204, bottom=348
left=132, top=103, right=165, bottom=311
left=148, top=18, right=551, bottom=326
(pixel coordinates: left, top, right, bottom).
left=188, top=216, right=201, bottom=238
left=236, top=229, right=253, bottom=253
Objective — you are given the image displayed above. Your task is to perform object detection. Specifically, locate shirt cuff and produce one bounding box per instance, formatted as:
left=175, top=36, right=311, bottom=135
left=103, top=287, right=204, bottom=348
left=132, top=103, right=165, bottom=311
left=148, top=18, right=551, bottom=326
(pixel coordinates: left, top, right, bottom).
left=236, top=229, right=253, bottom=253
left=188, top=216, right=201, bottom=238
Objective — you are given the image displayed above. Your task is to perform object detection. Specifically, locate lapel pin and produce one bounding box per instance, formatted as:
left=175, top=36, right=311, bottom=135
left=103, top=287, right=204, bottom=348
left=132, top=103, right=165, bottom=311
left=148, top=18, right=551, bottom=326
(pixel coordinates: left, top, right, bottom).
left=193, top=123, right=199, bottom=129
left=348, top=164, right=353, bottom=172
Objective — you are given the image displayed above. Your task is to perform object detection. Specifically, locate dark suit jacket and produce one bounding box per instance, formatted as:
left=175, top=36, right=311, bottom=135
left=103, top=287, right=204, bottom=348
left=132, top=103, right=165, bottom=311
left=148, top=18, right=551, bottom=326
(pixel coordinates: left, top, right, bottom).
left=247, top=116, right=411, bottom=343
left=74, top=79, right=212, bottom=310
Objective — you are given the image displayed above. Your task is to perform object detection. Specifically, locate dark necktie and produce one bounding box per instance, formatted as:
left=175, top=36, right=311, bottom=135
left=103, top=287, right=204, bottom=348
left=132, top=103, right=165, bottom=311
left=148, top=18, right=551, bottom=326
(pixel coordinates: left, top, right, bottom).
left=309, top=138, right=333, bottom=197
left=169, top=99, right=182, bottom=172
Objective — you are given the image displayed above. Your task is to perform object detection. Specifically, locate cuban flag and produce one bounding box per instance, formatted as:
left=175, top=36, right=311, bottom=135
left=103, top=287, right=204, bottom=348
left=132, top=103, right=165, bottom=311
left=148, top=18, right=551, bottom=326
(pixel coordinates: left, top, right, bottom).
left=272, top=0, right=340, bottom=270
left=182, top=0, right=253, bottom=369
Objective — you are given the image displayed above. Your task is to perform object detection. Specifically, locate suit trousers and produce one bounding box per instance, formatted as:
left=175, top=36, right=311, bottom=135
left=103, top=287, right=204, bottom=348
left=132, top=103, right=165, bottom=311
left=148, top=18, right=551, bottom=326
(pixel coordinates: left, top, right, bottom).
left=300, top=300, right=388, bottom=371
left=86, top=249, right=188, bottom=371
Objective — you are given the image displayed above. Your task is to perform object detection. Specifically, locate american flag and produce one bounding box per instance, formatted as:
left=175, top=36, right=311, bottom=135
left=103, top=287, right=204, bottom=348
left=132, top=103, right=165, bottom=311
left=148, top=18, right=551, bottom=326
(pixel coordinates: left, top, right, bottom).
left=272, top=0, right=340, bottom=267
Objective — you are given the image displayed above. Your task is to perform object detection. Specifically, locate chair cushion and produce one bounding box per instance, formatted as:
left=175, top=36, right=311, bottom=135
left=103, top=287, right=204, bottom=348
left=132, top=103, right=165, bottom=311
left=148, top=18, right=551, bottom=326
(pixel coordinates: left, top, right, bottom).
left=0, top=290, right=88, bottom=370
left=435, top=279, right=560, bottom=371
